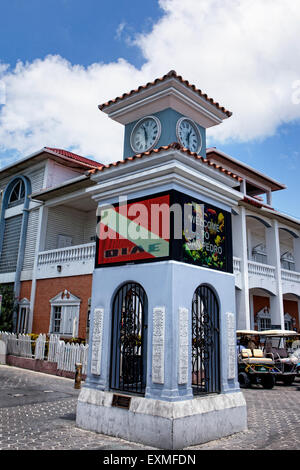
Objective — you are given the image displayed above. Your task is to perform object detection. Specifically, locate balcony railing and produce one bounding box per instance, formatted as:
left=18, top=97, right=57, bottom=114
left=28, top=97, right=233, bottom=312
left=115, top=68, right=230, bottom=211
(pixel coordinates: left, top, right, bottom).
left=233, top=258, right=276, bottom=278
left=233, top=257, right=300, bottom=289
left=233, top=257, right=241, bottom=274
left=281, top=268, right=300, bottom=284
left=248, top=260, right=276, bottom=279
left=38, top=242, right=96, bottom=266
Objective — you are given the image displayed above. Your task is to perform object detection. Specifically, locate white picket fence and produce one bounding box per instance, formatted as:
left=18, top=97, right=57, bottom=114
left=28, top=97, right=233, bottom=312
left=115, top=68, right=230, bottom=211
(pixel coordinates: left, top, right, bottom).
left=47, top=334, right=89, bottom=374
left=0, top=331, right=89, bottom=374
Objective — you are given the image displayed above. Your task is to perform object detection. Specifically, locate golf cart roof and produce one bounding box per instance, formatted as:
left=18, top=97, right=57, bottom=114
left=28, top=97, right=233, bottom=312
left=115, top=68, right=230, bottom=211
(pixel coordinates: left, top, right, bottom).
left=236, top=330, right=263, bottom=336
left=260, top=330, right=300, bottom=337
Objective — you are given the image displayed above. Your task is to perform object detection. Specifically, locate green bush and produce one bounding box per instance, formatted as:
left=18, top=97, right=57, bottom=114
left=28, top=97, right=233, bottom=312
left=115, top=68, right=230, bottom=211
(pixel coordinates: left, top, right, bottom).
left=0, top=284, right=16, bottom=332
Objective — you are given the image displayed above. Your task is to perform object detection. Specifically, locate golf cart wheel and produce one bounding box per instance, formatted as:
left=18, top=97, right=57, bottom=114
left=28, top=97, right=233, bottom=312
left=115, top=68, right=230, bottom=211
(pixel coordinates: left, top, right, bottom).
left=282, top=375, right=295, bottom=386
left=238, top=372, right=251, bottom=388
left=261, top=374, right=275, bottom=389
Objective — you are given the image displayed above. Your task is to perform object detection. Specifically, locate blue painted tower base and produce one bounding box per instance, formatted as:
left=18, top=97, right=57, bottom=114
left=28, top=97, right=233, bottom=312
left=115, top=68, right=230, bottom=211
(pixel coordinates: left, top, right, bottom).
left=76, top=261, right=247, bottom=448
left=76, top=389, right=247, bottom=449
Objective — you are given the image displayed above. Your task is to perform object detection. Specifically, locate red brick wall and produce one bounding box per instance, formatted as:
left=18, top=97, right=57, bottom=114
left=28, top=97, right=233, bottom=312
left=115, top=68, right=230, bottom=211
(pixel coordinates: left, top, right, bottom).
left=19, top=280, right=32, bottom=302
left=32, top=275, right=92, bottom=339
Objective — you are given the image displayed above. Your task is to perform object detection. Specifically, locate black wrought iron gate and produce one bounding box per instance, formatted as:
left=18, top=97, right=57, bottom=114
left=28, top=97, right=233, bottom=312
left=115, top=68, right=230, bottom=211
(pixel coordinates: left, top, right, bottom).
left=192, top=284, right=220, bottom=395
left=110, top=282, right=148, bottom=395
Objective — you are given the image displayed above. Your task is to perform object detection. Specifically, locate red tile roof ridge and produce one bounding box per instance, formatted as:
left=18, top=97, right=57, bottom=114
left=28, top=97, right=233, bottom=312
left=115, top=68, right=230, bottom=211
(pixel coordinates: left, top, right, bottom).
left=243, top=195, right=275, bottom=210
left=45, top=147, right=103, bottom=169
left=98, top=70, right=232, bottom=117
left=91, top=142, right=242, bottom=182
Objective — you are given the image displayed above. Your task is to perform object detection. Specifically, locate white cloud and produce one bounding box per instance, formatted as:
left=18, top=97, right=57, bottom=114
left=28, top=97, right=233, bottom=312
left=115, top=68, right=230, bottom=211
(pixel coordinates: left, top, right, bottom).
left=115, top=22, right=126, bottom=40
left=0, top=56, right=150, bottom=166
left=0, top=0, right=300, bottom=167
left=139, top=0, right=300, bottom=144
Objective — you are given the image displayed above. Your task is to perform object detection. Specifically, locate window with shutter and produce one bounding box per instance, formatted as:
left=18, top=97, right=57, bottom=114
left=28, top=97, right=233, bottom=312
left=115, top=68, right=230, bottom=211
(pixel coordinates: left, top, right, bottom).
left=0, top=215, right=23, bottom=273
left=49, top=290, right=81, bottom=337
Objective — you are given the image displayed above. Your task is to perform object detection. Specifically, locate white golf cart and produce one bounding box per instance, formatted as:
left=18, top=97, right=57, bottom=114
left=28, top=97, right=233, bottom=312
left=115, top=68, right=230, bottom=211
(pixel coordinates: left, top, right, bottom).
left=236, top=330, right=276, bottom=389
left=260, top=330, right=300, bottom=385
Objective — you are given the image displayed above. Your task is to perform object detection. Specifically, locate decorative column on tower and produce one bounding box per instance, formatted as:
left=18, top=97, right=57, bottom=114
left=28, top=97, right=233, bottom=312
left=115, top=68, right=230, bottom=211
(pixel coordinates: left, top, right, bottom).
left=76, top=71, right=247, bottom=449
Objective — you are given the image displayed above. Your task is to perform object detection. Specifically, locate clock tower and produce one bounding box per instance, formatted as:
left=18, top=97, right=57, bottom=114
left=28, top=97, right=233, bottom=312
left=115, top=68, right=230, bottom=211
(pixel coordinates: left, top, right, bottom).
left=77, top=71, right=247, bottom=449
left=99, top=70, right=232, bottom=159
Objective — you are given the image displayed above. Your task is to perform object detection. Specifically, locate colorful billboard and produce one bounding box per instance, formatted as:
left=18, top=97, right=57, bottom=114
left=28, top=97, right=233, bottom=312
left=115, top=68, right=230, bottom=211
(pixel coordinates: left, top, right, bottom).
left=95, top=190, right=232, bottom=272
left=96, top=194, right=170, bottom=266
left=180, top=199, right=230, bottom=272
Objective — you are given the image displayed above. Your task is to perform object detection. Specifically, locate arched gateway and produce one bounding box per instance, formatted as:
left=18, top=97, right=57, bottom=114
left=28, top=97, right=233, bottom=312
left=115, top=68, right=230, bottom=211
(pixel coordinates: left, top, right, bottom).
left=110, top=282, right=148, bottom=395
left=192, top=284, right=220, bottom=395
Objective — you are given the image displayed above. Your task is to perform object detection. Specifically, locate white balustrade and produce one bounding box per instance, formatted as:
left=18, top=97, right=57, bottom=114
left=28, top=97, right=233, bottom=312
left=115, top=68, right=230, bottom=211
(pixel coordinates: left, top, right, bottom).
left=38, top=242, right=96, bottom=266
left=233, top=257, right=300, bottom=285
left=248, top=260, right=276, bottom=278
left=281, top=268, right=300, bottom=284
left=232, top=257, right=300, bottom=292
left=233, top=257, right=241, bottom=273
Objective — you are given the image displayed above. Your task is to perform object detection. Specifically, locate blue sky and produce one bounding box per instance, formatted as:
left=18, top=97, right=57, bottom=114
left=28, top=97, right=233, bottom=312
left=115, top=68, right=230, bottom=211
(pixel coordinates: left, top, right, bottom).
left=0, top=0, right=300, bottom=219
left=219, top=124, right=300, bottom=221
left=0, top=0, right=161, bottom=68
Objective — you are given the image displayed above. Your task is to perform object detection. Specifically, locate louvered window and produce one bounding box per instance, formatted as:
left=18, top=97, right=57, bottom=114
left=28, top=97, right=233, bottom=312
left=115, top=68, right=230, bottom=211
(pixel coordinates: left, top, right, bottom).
left=16, top=300, right=30, bottom=334
left=0, top=215, right=22, bottom=273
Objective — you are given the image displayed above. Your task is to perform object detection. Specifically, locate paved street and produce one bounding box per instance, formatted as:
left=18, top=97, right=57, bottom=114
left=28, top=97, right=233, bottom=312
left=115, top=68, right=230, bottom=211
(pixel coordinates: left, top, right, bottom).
left=1, top=364, right=300, bottom=451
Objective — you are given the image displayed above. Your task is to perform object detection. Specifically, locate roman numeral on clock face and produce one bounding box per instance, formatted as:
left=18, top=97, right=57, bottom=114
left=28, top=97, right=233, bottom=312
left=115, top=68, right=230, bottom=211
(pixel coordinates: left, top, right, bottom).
left=131, top=116, right=161, bottom=153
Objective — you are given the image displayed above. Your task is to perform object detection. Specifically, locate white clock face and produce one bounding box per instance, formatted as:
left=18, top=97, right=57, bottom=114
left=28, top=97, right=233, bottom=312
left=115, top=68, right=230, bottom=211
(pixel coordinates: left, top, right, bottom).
left=130, top=116, right=161, bottom=153
left=176, top=118, right=202, bottom=153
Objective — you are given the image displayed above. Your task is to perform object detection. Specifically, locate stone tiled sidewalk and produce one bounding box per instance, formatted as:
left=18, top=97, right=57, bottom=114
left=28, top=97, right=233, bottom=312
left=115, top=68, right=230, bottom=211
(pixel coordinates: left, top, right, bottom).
left=190, top=383, right=300, bottom=450
left=1, top=365, right=300, bottom=450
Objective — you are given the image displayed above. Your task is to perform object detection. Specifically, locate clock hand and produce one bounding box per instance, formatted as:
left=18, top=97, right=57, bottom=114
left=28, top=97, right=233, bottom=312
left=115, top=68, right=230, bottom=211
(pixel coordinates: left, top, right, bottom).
left=186, top=129, right=191, bottom=147
left=142, top=124, right=148, bottom=145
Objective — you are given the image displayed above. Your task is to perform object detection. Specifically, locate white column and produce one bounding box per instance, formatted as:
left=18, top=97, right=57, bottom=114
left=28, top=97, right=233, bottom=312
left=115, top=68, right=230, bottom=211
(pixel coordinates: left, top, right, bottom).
left=241, top=178, right=247, bottom=196
left=249, top=291, right=255, bottom=329
left=232, top=207, right=251, bottom=329
left=293, top=237, right=300, bottom=273
left=38, top=206, right=49, bottom=252
left=265, top=220, right=284, bottom=329
left=28, top=205, right=48, bottom=333
left=247, top=228, right=253, bottom=260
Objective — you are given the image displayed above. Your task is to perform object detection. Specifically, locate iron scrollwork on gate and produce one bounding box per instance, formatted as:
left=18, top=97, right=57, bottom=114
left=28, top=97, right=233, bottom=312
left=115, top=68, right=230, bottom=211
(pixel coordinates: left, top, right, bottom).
left=110, top=282, right=148, bottom=395
left=192, top=284, right=220, bottom=395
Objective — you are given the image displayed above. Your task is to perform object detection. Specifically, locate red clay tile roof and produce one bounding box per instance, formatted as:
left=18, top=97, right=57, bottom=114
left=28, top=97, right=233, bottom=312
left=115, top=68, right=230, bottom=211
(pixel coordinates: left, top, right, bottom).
left=45, top=147, right=103, bottom=169
left=98, top=70, right=232, bottom=117
left=89, top=142, right=242, bottom=183
left=243, top=195, right=275, bottom=210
